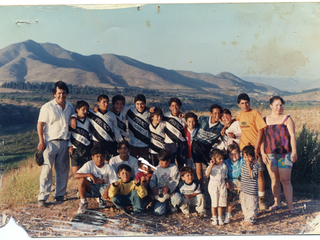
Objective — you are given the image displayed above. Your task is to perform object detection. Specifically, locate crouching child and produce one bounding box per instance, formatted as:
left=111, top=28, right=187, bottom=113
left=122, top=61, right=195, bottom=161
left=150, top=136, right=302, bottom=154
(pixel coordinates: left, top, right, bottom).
left=109, top=164, right=148, bottom=215
left=171, top=166, right=207, bottom=218
left=74, top=145, right=118, bottom=214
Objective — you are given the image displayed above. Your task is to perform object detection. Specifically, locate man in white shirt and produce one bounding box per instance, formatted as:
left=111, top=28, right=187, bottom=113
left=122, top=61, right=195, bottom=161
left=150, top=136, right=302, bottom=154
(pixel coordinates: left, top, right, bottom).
left=37, top=81, right=75, bottom=207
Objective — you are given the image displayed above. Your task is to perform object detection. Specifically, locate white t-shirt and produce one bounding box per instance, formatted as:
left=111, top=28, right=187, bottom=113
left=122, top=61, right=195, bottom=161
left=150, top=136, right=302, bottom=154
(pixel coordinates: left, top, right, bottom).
left=109, top=155, right=139, bottom=178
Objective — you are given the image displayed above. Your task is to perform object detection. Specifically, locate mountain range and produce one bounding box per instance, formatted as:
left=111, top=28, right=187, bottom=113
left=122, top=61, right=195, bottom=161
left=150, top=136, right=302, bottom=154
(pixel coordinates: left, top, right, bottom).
left=0, top=40, right=284, bottom=97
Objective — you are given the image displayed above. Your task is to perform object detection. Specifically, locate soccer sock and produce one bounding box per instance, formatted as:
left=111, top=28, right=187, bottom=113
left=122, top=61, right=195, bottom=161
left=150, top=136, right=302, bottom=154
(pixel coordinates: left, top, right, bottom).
left=225, top=212, right=231, bottom=218
left=80, top=198, right=87, bottom=204
left=258, top=191, right=265, bottom=197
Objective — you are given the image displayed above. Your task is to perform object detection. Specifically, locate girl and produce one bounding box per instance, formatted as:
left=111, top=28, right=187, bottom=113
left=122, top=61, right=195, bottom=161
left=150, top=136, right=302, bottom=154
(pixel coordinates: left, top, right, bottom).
left=206, top=149, right=229, bottom=226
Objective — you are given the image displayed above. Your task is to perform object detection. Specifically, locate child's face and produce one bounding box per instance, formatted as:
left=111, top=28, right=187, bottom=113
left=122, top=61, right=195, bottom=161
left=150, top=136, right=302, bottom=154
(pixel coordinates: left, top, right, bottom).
left=141, top=165, right=150, bottom=174
left=238, top=100, right=250, bottom=112
left=98, top=98, right=109, bottom=112
left=221, top=113, right=232, bottom=125
left=229, top=149, right=240, bottom=162
left=118, top=169, right=131, bottom=183
left=181, top=172, right=193, bottom=184
left=186, top=117, right=196, bottom=130
left=169, top=102, right=181, bottom=116
left=113, top=100, right=124, bottom=113
left=159, top=159, right=170, bottom=169
left=152, top=114, right=162, bottom=125
left=135, top=100, right=146, bottom=112
left=213, top=154, right=224, bottom=165
left=243, top=153, right=254, bottom=163
left=92, top=153, right=105, bottom=168
left=77, top=105, right=88, bottom=119
left=210, top=108, right=222, bottom=124
left=117, top=144, right=129, bottom=159
left=270, top=99, right=283, bottom=115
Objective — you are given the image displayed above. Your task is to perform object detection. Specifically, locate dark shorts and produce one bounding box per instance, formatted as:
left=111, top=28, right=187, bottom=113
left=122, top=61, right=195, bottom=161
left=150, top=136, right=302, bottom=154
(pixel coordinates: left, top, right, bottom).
left=227, top=188, right=240, bottom=203
left=70, top=147, right=91, bottom=167
left=192, top=140, right=211, bottom=165
left=87, top=182, right=108, bottom=198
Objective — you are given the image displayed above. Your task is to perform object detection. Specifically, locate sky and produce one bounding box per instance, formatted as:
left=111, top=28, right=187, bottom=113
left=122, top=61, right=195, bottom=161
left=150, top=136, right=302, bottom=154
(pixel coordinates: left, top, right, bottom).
left=0, top=1, right=320, bottom=82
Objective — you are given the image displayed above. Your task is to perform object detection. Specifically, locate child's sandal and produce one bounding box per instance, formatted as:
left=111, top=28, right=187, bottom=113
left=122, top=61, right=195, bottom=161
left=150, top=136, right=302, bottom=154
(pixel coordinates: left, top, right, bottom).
left=269, top=205, right=281, bottom=211
left=289, top=209, right=299, bottom=215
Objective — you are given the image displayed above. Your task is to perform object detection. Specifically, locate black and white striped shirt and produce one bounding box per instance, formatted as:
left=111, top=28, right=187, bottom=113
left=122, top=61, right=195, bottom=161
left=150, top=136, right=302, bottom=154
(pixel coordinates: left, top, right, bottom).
left=149, top=121, right=166, bottom=154
left=240, top=162, right=259, bottom=196
left=127, top=107, right=150, bottom=148
left=69, top=116, right=91, bottom=149
left=163, top=113, right=186, bottom=144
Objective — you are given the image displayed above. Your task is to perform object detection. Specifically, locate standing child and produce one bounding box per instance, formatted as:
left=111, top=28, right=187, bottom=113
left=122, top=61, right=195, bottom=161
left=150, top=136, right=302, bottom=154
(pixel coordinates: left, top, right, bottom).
left=149, top=149, right=180, bottom=216
left=111, top=94, right=130, bottom=139
left=171, top=166, right=207, bottom=218
left=206, top=149, right=228, bottom=226
left=149, top=107, right=166, bottom=167
left=184, top=112, right=198, bottom=172
left=109, top=164, right=148, bottom=215
left=223, top=143, right=244, bottom=224
left=69, top=100, right=92, bottom=176
left=240, top=145, right=259, bottom=226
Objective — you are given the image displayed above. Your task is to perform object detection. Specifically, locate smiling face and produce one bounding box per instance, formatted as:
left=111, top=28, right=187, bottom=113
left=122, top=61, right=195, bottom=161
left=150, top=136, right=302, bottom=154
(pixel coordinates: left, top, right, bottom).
left=152, top=114, right=162, bottom=125
left=238, top=99, right=250, bottom=112
left=118, top=169, right=131, bottom=183
left=243, top=153, right=254, bottom=163
left=135, top=100, right=146, bottom=113
left=221, top=113, right=232, bottom=125
left=229, top=149, right=240, bottom=162
left=117, top=144, right=129, bottom=160
left=210, top=108, right=222, bottom=124
left=186, top=117, right=196, bottom=131
left=97, top=98, right=109, bottom=112
left=181, top=172, right=193, bottom=184
left=270, top=99, right=283, bottom=115
left=54, top=87, right=67, bottom=106
left=92, top=153, right=105, bottom=168
left=77, top=105, right=89, bottom=119
left=113, top=100, right=124, bottom=113
left=169, top=102, right=181, bottom=116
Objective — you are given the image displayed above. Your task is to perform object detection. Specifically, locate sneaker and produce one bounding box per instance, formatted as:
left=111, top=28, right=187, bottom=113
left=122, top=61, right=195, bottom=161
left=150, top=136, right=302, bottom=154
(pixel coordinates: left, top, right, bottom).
left=55, top=196, right=64, bottom=202
left=76, top=192, right=80, bottom=199
left=211, top=217, right=218, bottom=225
left=259, top=197, right=267, bottom=210
left=99, top=199, right=107, bottom=208
left=170, top=205, right=178, bottom=214
left=218, top=217, right=224, bottom=226
left=78, top=202, right=88, bottom=214
left=38, top=200, right=46, bottom=207
left=224, top=216, right=230, bottom=224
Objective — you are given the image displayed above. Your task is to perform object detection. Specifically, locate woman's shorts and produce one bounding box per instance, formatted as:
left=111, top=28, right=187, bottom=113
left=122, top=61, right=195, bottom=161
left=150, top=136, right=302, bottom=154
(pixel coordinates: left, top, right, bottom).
left=266, top=152, right=292, bottom=169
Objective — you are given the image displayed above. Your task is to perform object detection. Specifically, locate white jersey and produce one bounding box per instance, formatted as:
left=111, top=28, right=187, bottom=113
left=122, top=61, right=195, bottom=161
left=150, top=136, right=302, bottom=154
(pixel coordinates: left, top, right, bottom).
left=87, top=109, right=122, bottom=143
left=114, top=105, right=130, bottom=138
left=109, top=155, right=139, bottom=178
left=149, top=121, right=166, bottom=154
left=163, top=113, right=186, bottom=144
left=69, top=115, right=91, bottom=149
left=127, top=106, right=150, bottom=148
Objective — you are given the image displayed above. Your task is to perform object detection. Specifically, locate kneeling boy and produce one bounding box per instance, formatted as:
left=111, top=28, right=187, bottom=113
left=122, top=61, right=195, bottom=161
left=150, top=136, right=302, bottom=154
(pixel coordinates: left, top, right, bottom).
left=109, top=164, right=148, bottom=215
left=74, top=145, right=118, bottom=214
left=171, top=166, right=207, bottom=218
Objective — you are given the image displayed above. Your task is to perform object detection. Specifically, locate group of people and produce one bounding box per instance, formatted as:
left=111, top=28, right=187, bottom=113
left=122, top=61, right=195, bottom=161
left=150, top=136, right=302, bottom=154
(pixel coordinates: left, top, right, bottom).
left=37, top=81, right=298, bottom=227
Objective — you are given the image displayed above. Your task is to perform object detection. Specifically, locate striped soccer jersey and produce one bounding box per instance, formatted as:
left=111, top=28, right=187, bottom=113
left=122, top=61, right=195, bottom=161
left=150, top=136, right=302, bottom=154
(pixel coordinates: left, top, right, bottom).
left=113, top=105, right=130, bottom=138
left=149, top=121, right=166, bottom=154
left=163, top=113, right=186, bottom=144
left=193, top=116, right=223, bottom=145
left=69, top=116, right=91, bottom=149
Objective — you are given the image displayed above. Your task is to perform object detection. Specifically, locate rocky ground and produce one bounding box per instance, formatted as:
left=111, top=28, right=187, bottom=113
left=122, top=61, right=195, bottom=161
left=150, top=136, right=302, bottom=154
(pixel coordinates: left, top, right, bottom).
left=0, top=178, right=319, bottom=238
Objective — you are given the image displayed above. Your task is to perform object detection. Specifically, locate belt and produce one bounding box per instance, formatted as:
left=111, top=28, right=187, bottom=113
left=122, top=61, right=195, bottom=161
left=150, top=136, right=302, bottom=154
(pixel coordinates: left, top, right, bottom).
left=52, top=139, right=66, bottom=141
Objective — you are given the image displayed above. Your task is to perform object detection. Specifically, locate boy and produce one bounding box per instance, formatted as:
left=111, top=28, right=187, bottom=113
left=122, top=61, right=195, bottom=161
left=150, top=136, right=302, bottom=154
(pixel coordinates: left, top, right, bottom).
left=191, top=104, right=224, bottom=190
left=74, top=145, right=118, bottom=213
left=111, top=94, right=129, bottom=139
left=163, top=97, right=188, bottom=169
left=171, top=166, right=207, bottom=218
left=69, top=100, right=92, bottom=176
left=109, top=140, right=139, bottom=178
left=184, top=112, right=198, bottom=171
left=240, top=145, right=259, bottom=226
left=149, top=107, right=166, bottom=167
left=126, top=94, right=151, bottom=159
left=87, top=94, right=123, bottom=157
left=236, top=93, right=267, bottom=210
left=109, top=164, right=148, bottom=215
left=149, top=149, right=180, bottom=216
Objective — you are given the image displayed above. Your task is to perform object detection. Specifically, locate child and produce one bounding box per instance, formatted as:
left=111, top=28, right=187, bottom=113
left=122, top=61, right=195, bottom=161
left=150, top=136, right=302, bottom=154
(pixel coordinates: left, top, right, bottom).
left=163, top=97, right=187, bottom=169
left=236, top=93, right=267, bottom=210
left=149, top=107, right=166, bottom=167
left=74, top=145, right=118, bottom=213
left=135, top=162, right=154, bottom=208
left=224, top=143, right=244, bottom=224
left=149, top=149, right=180, bottom=216
left=126, top=94, right=151, bottom=159
left=206, top=149, right=228, bottom=226
left=191, top=104, right=224, bottom=190
left=111, top=94, right=130, bottom=139
left=184, top=112, right=198, bottom=171
left=87, top=94, right=123, bottom=157
left=240, top=145, right=259, bottom=226
left=69, top=100, right=92, bottom=176
left=109, top=140, right=139, bottom=178
left=109, top=164, right=148, bottom=215
left=171, top=166, right=207, bottom=218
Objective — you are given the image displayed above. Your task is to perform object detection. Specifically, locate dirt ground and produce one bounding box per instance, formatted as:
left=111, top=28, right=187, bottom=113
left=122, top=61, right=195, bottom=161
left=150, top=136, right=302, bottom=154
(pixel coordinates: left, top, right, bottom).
left=0, top=177, right=319, bottom=238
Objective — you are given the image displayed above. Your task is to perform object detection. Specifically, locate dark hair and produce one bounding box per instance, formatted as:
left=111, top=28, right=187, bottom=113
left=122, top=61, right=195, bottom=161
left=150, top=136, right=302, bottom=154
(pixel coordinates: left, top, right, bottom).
left=237, top=93, right=250, bottom=104
left=222, top=109, right=231, bottom=116
left=184, top=112, right=198, bottom=123
left=112, top=94, right=126, bottom=106
left=150, top=107, right=163, bottom=120
left=52, top=81, right=69, bottom=94
left=168, top=97, right=182, bottom=107
left=180, top=166, right=193, bottom=177
left=97, top=94, right=109, bottom=103
left=117, top=139, right=131, bottom=150
left=242, top=145, right=255, bottom=158
left=209, top=104, right=223, bottom=114
left=76, top=100, right=89, bottom=112
left=227, top=143, right=240, bottom=155
left=134, top=94, right=146, bottom=103
left=158, top=149, right=172, bottom=162
left=117, top=164, right=132, bottom=174
left=209, top=148, right=224, bottom=159
left=91, top=144, right=106, bottom=156
left=269, top=96, right=285, bottom=105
